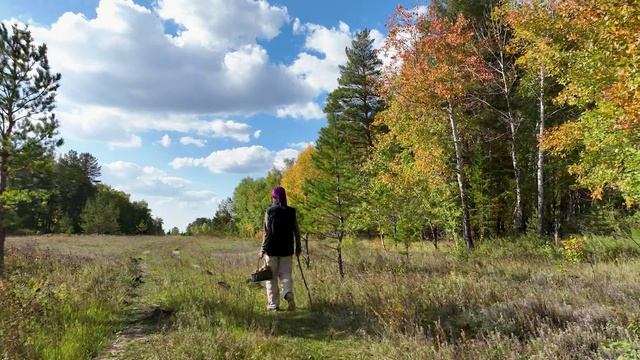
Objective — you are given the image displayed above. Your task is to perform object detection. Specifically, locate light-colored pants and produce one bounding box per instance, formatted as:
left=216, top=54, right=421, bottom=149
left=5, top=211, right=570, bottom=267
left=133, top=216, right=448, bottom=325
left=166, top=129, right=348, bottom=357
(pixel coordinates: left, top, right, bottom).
left=265, top=255, right=293, bottom=309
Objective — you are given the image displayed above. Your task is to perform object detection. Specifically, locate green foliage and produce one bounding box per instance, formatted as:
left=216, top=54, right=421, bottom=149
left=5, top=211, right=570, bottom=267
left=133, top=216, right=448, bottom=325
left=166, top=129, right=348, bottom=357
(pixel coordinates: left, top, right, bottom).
left=467, top=148, right=506, bottom=239
left=78, top=184, right=162, bottom=235
left=306, top=30, right=384, bottom=253
left=3, top=143, right=165, bottom=237
left=434, top=0, right=498, bottom=22
left=0, top=189, right=49, bottom=208
left=80, top=186, right=120, bottom=235
left=186, top=217, right=212, bottom=236
left=53, top=151, right=101, bottom=232
left=186, top=198, right=236, bottom=237
left=0, top=22, right=63, bottom=268
left=232, top=169, right=282, bottom=238
left=580, top=235, right=640, bottom=262
left=539, top=0, right=639, bottom=205
left=307, top=118, right=359, bottom=241
left=355, top=135, right=460, bottom=253
left=327, top=29, right=385, bottom=166
left=2, top=188, right=52, bottom=234
left=0, top=23, right=62, bottom=165
left=136, top=220, right=148, bottom=234
left=56, top=214, right=74, bottom=235
left=5, top=149, right=103, bottom=234
left=560, top=236, right=584, bottom=264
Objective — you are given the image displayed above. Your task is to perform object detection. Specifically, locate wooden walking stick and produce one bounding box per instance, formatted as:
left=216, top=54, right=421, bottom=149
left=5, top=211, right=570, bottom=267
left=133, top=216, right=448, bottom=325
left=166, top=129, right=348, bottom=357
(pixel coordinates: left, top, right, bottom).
left=296, top=255, right=312, bottom=307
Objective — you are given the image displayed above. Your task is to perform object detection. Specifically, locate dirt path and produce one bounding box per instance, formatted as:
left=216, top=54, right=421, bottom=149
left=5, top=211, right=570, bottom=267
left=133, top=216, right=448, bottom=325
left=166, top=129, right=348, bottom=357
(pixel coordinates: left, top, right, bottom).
left=93, top=256, right=171, bottom=360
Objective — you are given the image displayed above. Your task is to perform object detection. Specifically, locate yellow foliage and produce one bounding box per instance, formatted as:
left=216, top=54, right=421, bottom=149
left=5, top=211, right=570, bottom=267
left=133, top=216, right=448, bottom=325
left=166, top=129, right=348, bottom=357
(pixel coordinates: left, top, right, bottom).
left=507, top=0, right=640, bottom=204
left=280, top=145, right=323, bottom=207
left=561, top=236, right=585, bottom=264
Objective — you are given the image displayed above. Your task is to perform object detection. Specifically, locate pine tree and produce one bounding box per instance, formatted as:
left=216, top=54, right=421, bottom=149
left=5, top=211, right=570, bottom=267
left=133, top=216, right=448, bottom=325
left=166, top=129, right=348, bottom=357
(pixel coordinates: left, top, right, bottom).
left=326, top=29, right=385, bottom=165
left=55, top=151, right=101, bottom=233
left=80, top=192, right=120, bottom=234
left=307, top=30, right=385, bottom=277
left=307, top=120, right=358, bottom=278
left=0, top=24, right=61, bottom=272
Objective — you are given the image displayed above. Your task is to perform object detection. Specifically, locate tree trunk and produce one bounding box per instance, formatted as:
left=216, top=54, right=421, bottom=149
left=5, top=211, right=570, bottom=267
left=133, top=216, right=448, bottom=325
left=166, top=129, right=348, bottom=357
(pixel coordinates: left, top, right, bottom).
left=497, top=37, right=525, bottom=234
left=431, top=226, right=438, bottom=250
left=447, top=102, right=474, bottom=250
left=0, top=219, right=4, bottom=274
left=509, top=121, right=524, bottom=233
left=0, top=154, right=7, bottom=275
left=337, top=237, right=345, bottom=278
left=536, top=66, right=546, bottom=237
left=379, top=228, right=385, bottom=250
left=552, top=193, right=560, bottom=246
left=404, top=242, right=410, bottom=263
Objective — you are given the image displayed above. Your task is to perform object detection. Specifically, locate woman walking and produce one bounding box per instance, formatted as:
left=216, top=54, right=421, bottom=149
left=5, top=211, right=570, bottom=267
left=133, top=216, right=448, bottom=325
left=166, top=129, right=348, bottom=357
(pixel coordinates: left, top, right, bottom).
left=259, top=186, right=301, bottom=311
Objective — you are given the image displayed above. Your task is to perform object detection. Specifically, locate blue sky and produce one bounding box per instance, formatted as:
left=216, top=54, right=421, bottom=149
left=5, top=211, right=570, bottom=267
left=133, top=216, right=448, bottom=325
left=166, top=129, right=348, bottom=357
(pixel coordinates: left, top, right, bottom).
left=0, top=0, right=413, bottom=230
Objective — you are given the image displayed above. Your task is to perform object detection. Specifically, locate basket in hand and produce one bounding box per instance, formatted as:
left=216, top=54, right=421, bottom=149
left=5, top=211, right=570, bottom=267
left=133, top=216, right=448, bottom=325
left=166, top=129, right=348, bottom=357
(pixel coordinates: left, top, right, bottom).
left=250, top=259, right=273, bottom=282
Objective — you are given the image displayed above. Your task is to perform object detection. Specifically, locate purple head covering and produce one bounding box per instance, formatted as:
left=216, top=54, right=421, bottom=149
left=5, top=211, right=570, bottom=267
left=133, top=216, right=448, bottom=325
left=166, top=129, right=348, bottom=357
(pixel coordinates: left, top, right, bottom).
left=271, top=186, right=287, bottom=207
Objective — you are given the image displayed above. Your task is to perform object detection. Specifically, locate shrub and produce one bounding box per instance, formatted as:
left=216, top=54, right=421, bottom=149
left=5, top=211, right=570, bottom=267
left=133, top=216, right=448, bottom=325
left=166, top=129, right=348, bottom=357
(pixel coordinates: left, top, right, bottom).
left=561, top=237, right=585, bottom=264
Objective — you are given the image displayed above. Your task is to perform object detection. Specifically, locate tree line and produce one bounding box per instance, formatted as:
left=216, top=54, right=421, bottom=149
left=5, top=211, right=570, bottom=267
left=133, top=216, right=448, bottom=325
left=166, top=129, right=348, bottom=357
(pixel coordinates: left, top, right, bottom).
left=0, top=24, right=164, bottom=271
left=185, top=169, right=284, bottom=238
left=8, top=148, right=165, bottom=236
left=188, top=0, right=638, bottom=276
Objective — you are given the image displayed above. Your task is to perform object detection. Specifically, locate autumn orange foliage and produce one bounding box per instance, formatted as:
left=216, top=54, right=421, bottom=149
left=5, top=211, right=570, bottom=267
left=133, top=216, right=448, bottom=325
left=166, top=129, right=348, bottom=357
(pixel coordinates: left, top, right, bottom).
left=382, top=5, right=492, bottom=106
left=377, top=5, right=492, bottom=248
left=378, top=5, right=493, bottom=186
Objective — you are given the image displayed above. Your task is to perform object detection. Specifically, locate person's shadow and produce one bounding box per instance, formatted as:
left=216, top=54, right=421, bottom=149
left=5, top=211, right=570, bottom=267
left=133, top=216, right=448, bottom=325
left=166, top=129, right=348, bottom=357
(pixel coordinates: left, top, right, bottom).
left=203, top=297, right=374, bottom=340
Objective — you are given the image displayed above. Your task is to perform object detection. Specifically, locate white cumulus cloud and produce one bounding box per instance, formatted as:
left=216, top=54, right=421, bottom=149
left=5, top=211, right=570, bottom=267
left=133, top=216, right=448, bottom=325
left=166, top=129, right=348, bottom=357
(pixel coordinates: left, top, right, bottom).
left=3, top=0, right=390, bottom=150
left=288, top=141, right=315, bottom=150
left=273, top=148, right=299, bottom=169
left=288, top=21, right=353, bottom=93
left=102, top=160, right=218, bottom=231
left=180, top=136, right=206, bottom=147
left=170, top=145, right=299, bottom=173
left=276, top=101, right=324, bottom=120
left=159, top=134, right=172, bottom=147
left=103, top=161, right=191, bottom=194
left=156, top=0, right=289, bottom=49
left=109, top=134, right=142, bottom=149
left=58, top=106, right=260, bottom=146
left=23, top=0, right=315, bottom=116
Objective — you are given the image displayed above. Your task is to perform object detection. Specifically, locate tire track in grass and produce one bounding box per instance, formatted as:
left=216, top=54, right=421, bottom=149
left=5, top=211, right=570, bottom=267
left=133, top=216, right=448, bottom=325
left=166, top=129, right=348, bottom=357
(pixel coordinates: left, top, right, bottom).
left=93, top=256, right=172, bottom=360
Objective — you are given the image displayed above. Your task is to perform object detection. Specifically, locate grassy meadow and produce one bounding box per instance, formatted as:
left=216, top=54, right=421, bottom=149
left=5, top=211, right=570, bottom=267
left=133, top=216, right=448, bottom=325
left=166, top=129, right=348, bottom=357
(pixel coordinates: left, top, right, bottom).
left=1, top=234, right=639, bottom=359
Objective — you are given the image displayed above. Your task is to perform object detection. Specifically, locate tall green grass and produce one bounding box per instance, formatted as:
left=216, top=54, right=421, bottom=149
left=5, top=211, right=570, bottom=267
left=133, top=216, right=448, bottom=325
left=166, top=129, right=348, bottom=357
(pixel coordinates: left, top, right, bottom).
left=1, top=234, right=639, bottom=359
left=0, top=240, right=136, bottom=359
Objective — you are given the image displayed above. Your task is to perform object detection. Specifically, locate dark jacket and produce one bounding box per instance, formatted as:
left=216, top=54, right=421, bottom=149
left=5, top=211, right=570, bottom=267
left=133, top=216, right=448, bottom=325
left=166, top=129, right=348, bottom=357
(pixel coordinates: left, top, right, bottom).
left=261, top=204, right=301, bottom=257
